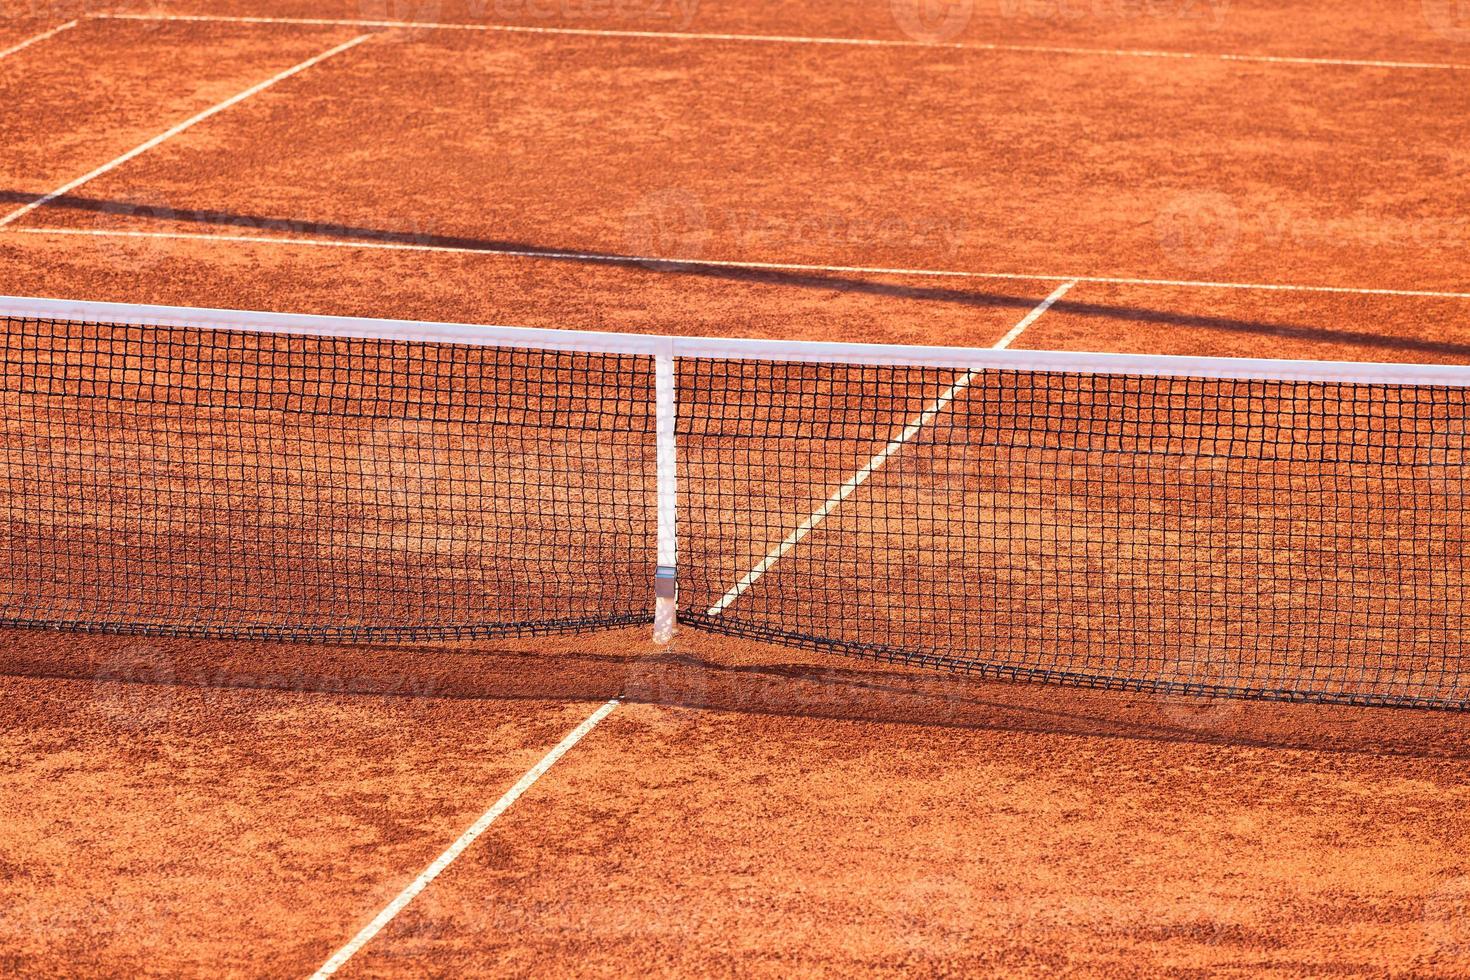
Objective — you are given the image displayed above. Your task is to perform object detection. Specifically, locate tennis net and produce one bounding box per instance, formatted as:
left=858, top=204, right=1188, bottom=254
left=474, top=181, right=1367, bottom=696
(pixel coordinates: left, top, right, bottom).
left=2, top=296, right=1467, bottom=709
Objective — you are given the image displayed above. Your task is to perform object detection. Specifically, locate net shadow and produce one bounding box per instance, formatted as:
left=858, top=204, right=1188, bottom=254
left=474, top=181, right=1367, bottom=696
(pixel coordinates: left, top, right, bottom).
left=3, top=628, right=1467, bottom=761
left=11, top=191, right=1470, bottom=360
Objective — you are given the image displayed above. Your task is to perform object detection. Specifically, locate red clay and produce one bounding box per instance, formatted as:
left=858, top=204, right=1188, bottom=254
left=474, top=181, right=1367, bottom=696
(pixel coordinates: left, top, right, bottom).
left=7, top=629, right=1470, bottom=974
left=4, top=3, right=1470, bottom=975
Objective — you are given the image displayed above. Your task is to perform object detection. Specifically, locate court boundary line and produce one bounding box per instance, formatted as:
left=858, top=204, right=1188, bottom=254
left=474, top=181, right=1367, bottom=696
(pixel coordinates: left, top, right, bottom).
left=0, top=19, right=79, bottom=60
left=88, top=11, right=1470, bottom=72
left=311, top=698, right=621, bottom=978
left=0, top=34, right=373, bottom=230
left=12, top=227, right=1470, bottom=301
left=705, top=281, right=1075, bottom=617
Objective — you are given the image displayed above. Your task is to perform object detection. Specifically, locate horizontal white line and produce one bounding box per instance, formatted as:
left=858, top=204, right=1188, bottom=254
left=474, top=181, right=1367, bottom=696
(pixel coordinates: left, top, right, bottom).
left=311, top=699, right=619, bottom=978
left=88, top=12, right=1470, bottom=71
left=13, top=226, right=1470, bottom=302
left=0, top=19, right=79, bottom=60
left=5, top=292, right=1470, bottom=386
left=0, top=35, right=373, bottom=230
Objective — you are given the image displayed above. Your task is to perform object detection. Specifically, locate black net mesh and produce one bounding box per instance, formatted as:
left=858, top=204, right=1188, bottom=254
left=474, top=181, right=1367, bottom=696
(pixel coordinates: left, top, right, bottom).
left=0, top=316, right=656, bottom=640
left=3, top=312, right=1468, bottom=709
left=676, top=360, right=1470, bottom=709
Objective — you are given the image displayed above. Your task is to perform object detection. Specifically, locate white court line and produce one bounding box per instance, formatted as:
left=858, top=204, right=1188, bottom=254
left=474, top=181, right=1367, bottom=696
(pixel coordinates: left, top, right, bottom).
left=90, top=12, right=1470, bottom=72
left=13, top=227, right=1470, bottom=301
left=0, top=19, right=79, bottom=60
left=311, top=698, right=620, bottom=978
left=704, top=281, right=1075, bottom=617
left=0, top=34, right=372, bottom=230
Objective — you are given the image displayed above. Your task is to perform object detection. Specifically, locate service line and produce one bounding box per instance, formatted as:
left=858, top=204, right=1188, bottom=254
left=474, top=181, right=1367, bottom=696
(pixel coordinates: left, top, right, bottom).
left=311, top=699, right=621, bottom=977
left=12, top=227, right=1470, bottom=301
left=704, top=281, right=1076, bottom=617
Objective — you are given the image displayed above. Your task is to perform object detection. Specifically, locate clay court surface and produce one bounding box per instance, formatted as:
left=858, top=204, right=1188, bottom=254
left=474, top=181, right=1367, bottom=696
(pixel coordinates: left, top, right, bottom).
left=4, top=1, right=1470, bottom=975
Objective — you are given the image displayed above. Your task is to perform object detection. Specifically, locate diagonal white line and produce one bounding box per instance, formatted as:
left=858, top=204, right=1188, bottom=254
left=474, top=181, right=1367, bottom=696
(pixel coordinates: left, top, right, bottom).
left=13, top=228, right=1470, bottom=301
left=0, top=33, right=373, bottom=230
left=989, top=282, right=1074, bottom=350
left=0, top=19, right=79, bottom=60
left=87, top=12, right=1470, bottom=71
left=704, top=281, right=1075, bottom=617
left=310, top=699, right=620, bottom=978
